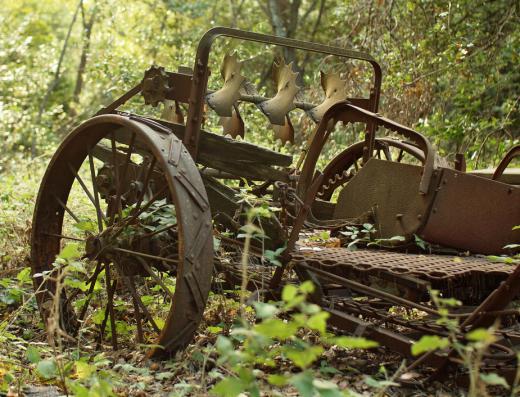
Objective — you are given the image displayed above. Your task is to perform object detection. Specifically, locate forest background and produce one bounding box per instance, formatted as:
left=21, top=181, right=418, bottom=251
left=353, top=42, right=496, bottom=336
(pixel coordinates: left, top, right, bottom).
left=0, top=1, right=519, bottom=395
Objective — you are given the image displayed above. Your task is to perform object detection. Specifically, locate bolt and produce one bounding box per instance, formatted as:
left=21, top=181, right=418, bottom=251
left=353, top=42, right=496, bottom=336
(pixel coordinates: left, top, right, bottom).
left=396, top=213, right=403, bottom=220
left=417, top=214, right=422, bottom=220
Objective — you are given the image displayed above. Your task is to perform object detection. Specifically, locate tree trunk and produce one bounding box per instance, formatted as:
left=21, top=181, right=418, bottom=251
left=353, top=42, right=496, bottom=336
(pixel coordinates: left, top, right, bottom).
left=72, top=1, right=98, bottom=105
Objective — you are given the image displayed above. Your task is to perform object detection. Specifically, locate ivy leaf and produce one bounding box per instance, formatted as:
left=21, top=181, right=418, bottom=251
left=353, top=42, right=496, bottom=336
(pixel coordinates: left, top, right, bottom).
left=411, top=335, right=449, bottom=356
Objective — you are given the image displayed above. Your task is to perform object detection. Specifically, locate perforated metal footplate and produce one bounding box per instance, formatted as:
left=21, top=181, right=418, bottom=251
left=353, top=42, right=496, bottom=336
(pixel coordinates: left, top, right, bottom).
left=292, top=247, right=514, bottom=303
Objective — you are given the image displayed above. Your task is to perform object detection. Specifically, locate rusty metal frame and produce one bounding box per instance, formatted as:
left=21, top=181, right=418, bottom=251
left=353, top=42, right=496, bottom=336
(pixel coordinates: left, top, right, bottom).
left=297, top=101, right=436, bottom=201
left=184, top=26, right=382, bottom=158
left=493, top=144, right=520, bottom=180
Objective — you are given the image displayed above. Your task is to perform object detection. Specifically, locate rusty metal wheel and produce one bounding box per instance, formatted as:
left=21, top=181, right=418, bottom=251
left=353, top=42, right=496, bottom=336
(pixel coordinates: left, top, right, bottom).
left=31, top=114, right=213, bottom=357
left=317, top=138, right=425, bottom=201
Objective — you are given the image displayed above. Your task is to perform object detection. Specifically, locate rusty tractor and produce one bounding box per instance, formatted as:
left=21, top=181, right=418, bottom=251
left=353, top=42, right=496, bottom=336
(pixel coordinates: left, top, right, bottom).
left=31, top=27, right=519, bottom=384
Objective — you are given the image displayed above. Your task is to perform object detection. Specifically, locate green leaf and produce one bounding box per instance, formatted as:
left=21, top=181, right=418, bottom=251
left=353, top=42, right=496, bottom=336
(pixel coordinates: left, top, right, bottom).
left=75, top=361, right=95, bottom=380
left=253, top=301, right=279, bottom=319
left=480, top=373, right=509, bottom=388
left=207, top=326, right=223, bottom=334
left=332, top=336, right=379, bottom=349
left=267, top=374, right=287, bottom=386
left=16, top=268, right=31, bottom=284
left=281, top=284, right=298, bottom=302
left=313, top=379, right=343, bottom=397
left=299, top=280, right=315, bottom=294
left=290, top=371, right=315, bottom=397
left=155, top=371, right=174, bottom=381
left=364, top=375, right=400, bottom=389
left=411, top=335, right=449, bottom=356
left=254, top=318, right=298, bottom=340
left=59, top=243, right=81, bottom=261
left=285, top=345, right=323, bottom=369
left=466, top=328, right=495, bottom=343
left=36, top=359, right=57, bottom=379
left=307, top=311, right=329, bottom=334
left=26, top=346, right=41, bottom=364
left=211, top=377, right=245, bottom=397
left=215, top=335, right=233, bottom=354
left=74, top=220, right=97, bottom=233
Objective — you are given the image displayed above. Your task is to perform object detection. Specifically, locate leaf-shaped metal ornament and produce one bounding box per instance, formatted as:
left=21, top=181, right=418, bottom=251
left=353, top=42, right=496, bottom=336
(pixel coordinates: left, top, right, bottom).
left=308, top=71, right=347, bottom=123
left=206, top=52, right=246, bottom=117
left=258, top=60, right=300, bottom=125
left=219, top=104, right=245, bottom=139
left=272, top=114, right=294, bottom=145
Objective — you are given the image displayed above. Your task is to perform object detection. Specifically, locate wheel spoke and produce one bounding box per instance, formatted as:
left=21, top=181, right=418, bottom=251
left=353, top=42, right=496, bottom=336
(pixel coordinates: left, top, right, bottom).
left=110, top=184, right=168, bottom=241
left=397, top=148, right=404, bottom=162
left=382, top=145, right=393, bottom=161
left=136, top=257, right=175, bottom=300
left=97, top=276, right=117, bottom=347
left=76, top=262, right=105, bottom=326
left=54, top=195, right=80, bottom=223
left=112, top=247, right=178, bottom=268
left=68, top=163, right=108, bottom=224
left=131, top=292, right=144, bottom=344
left=134, top=156, right=157, bottom=213
left=88, top=149, right=104, bottom=232
left=105, top=265, right=118, bottom=349
left=114, top=133, right=136, bottom=223
left=109, top=133, right=122, bottom=224
left=113, top=265, right=160, bottom=333
left=43, top=233, right=84, bottom=242
left=139, top=223, right=177, bottom=240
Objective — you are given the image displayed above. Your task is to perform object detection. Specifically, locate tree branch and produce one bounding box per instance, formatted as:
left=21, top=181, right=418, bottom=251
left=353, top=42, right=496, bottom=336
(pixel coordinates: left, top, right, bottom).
left=33, top=0, right=83, bottom=157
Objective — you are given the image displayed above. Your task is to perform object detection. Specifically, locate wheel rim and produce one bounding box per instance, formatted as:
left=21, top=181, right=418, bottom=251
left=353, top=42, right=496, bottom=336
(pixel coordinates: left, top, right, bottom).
left=317, top=138, right=425, bottom=201
left=31, top=115, right=213, bottom=357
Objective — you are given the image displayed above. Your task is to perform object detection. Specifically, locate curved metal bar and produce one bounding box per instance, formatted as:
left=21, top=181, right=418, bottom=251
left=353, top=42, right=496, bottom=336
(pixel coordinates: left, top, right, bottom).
left=184, top=26, right=382, bottom=157
left=318, top=138, right=426, bottom=200
left=493, top=144, right=520, bottom=181
left=297, top=101, right=436, bottom=201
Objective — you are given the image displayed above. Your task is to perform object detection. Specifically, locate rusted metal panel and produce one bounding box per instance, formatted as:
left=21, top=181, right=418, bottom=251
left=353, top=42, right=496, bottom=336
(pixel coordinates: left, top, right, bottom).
left=293, top=247, right=513, bottom=303
left=420, top=168, right=520, bottom=254
left=333, top=158, right=437, bottom=238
